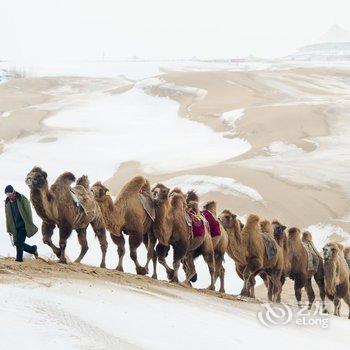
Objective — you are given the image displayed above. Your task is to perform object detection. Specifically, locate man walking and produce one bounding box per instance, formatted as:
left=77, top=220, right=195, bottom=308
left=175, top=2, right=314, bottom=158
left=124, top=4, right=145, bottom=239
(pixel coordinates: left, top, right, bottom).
left=4, top=185, right=38, bottom=262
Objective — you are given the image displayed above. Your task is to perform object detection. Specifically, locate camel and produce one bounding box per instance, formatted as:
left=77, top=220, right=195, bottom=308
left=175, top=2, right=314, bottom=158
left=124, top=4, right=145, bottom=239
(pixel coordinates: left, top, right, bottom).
left=286, top=228, right=327, bottom=311
left=91, top=176, right=154, bottom=275
left=25, top=167, right=107, bottom=267
left=323, top=242, right=350, bottom=318
left=218, top=209, right=258, bottom=297
left=147, top=184, right=189, bottom=282
left=240, top=214, right=283, bottom=302
left=202, top=201, right=228, bottom=293
left=182, top=190, right=216, bottom=290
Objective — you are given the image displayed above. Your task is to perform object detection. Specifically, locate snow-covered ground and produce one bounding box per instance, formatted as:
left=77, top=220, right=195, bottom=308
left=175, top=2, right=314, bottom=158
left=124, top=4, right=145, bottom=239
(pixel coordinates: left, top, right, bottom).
left=0, top=275, right=348, bottom=350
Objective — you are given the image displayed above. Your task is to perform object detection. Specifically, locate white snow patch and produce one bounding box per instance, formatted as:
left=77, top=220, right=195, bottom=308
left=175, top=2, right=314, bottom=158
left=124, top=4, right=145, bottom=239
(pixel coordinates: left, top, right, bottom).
left=304, top=223, right=350, bottom=250
left=268, top=141, right=304, bottom=155
left=1, top=111, right=11, bottom=118
left=221, top=108, right=245, bottom=130
left=163, top=175, right=264, bottom=202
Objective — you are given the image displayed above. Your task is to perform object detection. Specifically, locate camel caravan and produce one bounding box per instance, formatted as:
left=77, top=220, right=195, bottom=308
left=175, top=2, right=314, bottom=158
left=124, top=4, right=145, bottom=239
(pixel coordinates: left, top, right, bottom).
left=25, top=167, right=350, bottom=319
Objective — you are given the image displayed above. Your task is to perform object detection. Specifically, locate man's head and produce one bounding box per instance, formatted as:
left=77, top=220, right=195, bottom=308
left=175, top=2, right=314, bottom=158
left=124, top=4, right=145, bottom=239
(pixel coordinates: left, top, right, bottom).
left=5, top=185, right=15, bottom=198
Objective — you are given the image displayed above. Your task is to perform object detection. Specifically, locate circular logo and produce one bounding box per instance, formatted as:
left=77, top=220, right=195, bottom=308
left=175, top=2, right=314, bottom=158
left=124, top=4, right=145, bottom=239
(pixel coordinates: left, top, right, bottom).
left=257, top=303, right=293, bottom=327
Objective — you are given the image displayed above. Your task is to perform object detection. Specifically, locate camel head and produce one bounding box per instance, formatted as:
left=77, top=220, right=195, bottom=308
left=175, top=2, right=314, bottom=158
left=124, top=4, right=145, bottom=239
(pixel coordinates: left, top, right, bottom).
left=302, top=231, right=313, bottom=243
left=203, top=201, right=217, bottom=215
left=218, top=209, right=237, bottom=229
left=25, top=166, right=48, bottom=190
left=186, top=190, right=199, bottom=204
left=152, top=184, right=170, bottom=206
left=323, top=242, right=342, bottom=262
left=288, top=227, right=301, bottom=240
left=272, top=220, right=286, bottom=239
left=91, top=181, right=110, bottom=202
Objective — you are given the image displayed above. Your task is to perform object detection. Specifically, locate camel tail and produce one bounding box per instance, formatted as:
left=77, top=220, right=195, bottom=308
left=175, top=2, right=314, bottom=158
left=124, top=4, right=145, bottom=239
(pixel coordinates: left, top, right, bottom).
left=76, top=175, right=90, bottom=189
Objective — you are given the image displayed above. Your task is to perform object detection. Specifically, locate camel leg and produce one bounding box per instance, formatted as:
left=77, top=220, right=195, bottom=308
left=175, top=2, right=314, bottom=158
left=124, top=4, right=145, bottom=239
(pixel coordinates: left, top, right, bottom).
left=334, top=298, right=341, bottom=317
left=270, top=270, right=282, bottom=303
left=203, top=252, right=215, bottom=291
left=91, top=219, right=108, bottom=268
left=110, top=233, right=125, bottom=271
left=214, top=252, right=225, bottom=293
left=145, top=232, right=157, bottom=279
left=314, top=268, right=328, bottom=313
left=171, top=240, right=187, bottom=283
left=249, top=276, right=256, bottom=298
left=42, top=222, right=61, bottom=258
left=183, top=254, right=196, bottom=285
left=343, top=293, right=350, bottom=319
left=277, top=275, right=286, bottom=303
left=75, top=228, right=89, bottom=263
left=294, top=275, right=306, bottom=307
left=129, top=231, right=147, bottom=275
left=305, top=277, right=315, bottom=310
left=156, top=243, right=174, bottom=280
left=58, top=226, right=72, bottom=264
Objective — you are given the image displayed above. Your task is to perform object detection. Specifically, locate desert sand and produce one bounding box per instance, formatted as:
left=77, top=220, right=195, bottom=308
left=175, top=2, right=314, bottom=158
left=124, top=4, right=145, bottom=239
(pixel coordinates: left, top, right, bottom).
left=1, top=64, right=350, bottom=243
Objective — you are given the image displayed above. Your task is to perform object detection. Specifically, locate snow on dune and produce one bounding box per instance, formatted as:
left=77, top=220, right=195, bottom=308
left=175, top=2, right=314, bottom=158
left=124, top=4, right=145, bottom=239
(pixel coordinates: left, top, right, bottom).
left=163, top=174, right=263, bottom=202
left=0, top=86, right=249, bottom=182
left=304, top=223, right=350, bottom=250
left=221, top=108, right=245, bottom=131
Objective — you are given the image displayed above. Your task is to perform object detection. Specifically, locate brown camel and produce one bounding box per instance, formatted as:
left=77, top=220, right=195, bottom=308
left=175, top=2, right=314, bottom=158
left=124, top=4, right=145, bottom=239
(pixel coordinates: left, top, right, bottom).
left=202, top=201, right=228, bottom=293
left=182, top=190, right=215, bottom=290
left=218, top=209, right=258, bottom=297
left=147, top=184, right=189, bottom=282
left=25, top=167, right=107, bottom=267
left=91, top=176, right=154, bottom=275
left=240, top=214, right=283, bottom=302
left=323, top=242, right=350, bottom=318
left=286, top=228, right=327, bottom=311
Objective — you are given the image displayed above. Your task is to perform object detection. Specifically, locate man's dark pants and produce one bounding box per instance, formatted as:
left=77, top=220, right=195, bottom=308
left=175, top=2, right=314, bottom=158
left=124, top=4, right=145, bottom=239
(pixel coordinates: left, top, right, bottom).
left=15, top=227, right=36, bottom=261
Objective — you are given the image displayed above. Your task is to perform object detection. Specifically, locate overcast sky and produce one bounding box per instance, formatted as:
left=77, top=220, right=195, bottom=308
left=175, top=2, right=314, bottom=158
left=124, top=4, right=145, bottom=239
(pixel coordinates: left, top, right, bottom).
left=1, top=0, right=350, bottom=61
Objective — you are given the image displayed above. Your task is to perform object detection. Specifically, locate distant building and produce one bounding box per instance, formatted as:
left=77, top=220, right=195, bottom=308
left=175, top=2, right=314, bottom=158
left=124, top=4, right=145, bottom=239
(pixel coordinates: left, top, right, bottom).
left=289, top=24, right=350, bottom=61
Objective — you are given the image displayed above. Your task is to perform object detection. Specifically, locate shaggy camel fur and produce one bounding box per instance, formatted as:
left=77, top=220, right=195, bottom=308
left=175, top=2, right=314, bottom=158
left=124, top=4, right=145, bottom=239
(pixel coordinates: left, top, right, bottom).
left=148, top=184, right=189, bottom=282
left=25, top=167, right=107, bottom=267
left=219, top=209, right=260, bottom=297
left=202, top=201, right=228, bottom=293
left=286, top=228, right=327, bottom=310
left=241, top=214, right=283, bottom=302
left=91, top=176, right=153, bottom=275
left=323, top=242, right=350, bottom=318
left=182, top=190, right=215, bottom=290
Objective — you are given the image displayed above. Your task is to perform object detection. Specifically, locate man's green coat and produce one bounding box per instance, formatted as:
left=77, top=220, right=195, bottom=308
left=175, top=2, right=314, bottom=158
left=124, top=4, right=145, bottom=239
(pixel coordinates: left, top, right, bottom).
left=5, top=192, right=38, bottom=243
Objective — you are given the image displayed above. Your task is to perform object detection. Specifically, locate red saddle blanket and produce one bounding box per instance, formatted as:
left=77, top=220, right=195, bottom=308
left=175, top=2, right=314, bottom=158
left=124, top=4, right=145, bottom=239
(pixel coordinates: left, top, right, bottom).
left=201, top=210, right=221, bottom=237
left=186, top=210, right=205, bottom=237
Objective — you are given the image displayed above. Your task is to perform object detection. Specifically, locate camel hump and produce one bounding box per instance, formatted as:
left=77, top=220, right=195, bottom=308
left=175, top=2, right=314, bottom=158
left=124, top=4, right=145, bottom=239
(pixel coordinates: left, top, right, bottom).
left=170, top=193, right=185, bottom=210
left=121, top=175, right=150, bottom=195
left=260, top=219, right=273, bottom=236
left=55, top=172, right=76, bottom=186
left=186, top=190, right=199, bottom=204
left=246, top=214, right=260, bottom=224
left=203, top=200, right=217, bottom=213
left=76, top=175, right=90, bottom=189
